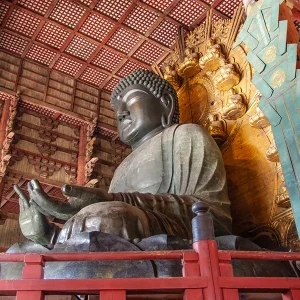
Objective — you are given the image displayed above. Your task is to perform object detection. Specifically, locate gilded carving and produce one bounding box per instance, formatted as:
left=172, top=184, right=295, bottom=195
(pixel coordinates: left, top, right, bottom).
left=186, top=23, right=206, bottom=48
left=249, top=107, right=271, bottom=128
left=275, top=164, right=290, bottom=208
left=222, top=89, right=246, bottom=120
left=163, top=65, right=181, bottom=91
left=177, top=48, right=200, bottom=78
left=199, top=39, right=226, bottom=71
left=207, top=113, right=227, bottom=145
left=213, top=64, right=240, bottom=91
left=266, top=144, right=279, bottom=162
left=211, top=19, right=231, bottom=41
left=270, top=208, right=294, bottom=248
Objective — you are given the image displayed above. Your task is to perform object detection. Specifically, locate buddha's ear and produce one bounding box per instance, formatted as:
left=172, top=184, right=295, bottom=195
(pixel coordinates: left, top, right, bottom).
left=160, top=91, right=175, bottom=128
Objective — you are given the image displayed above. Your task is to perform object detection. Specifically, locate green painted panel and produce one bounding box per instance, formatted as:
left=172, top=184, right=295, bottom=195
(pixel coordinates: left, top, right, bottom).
left=236, top=0, right=300, bottom=236
left=256, top=10, right=271, bottom=46
left=247, top=52, right=266, bottom=73
left=283, top=90, right=300, bottom=145
left=277, top=21, right=287, bottom=55
left=252, top=74, right=273, bottom=98
left=259, top=99, right=281, bottom=126
left=287, top=44, right=297, bottom=81
left=275, top=99, right=300, bottom=182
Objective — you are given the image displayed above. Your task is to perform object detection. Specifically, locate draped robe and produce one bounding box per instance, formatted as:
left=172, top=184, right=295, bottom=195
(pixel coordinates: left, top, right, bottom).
left=58, top=124, right=232, bottom=243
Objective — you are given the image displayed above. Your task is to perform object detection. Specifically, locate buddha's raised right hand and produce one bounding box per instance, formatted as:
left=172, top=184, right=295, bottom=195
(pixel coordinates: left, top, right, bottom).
left=17, top=179, right=114, bottom=221
left=14, top=184, right=57, bottom=246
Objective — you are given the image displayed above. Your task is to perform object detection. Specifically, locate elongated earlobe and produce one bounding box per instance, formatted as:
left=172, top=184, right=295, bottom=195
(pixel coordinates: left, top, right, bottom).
left=161, top=92, right=175, bottom=128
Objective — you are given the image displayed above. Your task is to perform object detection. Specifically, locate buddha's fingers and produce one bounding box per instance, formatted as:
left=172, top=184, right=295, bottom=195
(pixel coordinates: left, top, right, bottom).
left=62, top=185, right=108, bottom=202
left=14, top=185, right=29, bottom=211
left=29, top=199, right=52, bottom=217
left=31, top=179, right=44, bottom=191
left=29, top=179, right=57, bottom=214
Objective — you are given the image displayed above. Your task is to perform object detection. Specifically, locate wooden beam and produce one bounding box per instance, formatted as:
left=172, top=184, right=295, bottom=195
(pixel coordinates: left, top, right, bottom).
left=0, top=87, right=91, bottom=124
left=12, top=147, right=78, bottom=168
left=6, top=169, right=63, bottom=188
left=70, top=79, right=77, bottom=112
left=15, top=133, right=79, bottom=154
left=17, top=119, right=78, bottom=142
left=43, top=69, right=50, bottom=102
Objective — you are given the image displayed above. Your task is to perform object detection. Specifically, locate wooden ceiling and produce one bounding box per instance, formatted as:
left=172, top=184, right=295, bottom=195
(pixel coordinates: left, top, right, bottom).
left=0, top=0, right=242, bottom=93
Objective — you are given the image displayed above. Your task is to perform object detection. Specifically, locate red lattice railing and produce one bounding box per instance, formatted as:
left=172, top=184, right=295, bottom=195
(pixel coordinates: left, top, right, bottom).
left=1, top=202, right=300, bottom=300
left=1, top=243, right=300, bottom=299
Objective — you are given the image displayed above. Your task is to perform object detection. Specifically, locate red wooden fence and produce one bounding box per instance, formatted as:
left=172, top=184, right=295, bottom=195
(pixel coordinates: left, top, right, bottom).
left=0, top=239, right=300, bottom=300
left=0, top=202, right=299, bottom=299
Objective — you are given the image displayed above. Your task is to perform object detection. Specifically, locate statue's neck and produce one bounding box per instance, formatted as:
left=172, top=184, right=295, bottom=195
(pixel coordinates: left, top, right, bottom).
left=132, top=126, right=164, bottom=150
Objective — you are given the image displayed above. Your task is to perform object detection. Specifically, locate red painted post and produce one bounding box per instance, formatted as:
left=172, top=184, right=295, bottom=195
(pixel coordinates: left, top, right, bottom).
left=192, top=201, right=219, bottom=300
left=207, top=240, right=224, bottom=300
left=16, top=254, right=45, bottom=300
left=218, top=252, right=239, bottom=299
left=282, top=290, right=300, bottom=300
left=182, top=252, right=204, bottom=300
left=77, top=125, right=87, bottom=184
left=99, top=290, right=126, bottom=300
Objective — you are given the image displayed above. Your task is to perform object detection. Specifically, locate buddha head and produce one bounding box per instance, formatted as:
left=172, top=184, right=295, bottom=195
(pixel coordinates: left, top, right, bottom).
left=111, top=69, right=179, bottom=149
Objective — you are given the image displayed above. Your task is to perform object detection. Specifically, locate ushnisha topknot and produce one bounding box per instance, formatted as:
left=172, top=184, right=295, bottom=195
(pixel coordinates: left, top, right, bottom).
left=111, top=69, right=180, bottom=124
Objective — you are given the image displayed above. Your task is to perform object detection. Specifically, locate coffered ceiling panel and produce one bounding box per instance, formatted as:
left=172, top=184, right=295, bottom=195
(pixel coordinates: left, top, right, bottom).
left=0, top=0, right=250, bottom=94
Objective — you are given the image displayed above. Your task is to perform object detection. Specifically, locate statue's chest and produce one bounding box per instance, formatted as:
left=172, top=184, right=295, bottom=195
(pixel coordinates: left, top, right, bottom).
left=110, top=135, right=164, bottom=193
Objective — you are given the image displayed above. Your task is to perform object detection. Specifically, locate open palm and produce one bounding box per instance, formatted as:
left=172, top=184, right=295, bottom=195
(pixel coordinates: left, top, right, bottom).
left=14, top=184, right=52, bottom=244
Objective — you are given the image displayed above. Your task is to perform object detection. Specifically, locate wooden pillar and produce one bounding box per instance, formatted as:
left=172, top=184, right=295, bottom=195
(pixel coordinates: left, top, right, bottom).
left=0, top=97, right=11, bottom=204
left=0, top=98, right=11, bottom=148
left=77, top=125, right=87, bottom=185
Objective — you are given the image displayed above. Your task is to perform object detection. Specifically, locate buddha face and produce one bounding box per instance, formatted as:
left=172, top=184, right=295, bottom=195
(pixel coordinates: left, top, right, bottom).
left=113, top=84, right=172, bottom=148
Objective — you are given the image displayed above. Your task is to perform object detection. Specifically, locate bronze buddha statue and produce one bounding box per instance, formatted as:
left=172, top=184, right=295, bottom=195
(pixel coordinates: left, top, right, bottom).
left=15, top=69, right=231, bottom=247
left=4, top=70, right=297, bottom=280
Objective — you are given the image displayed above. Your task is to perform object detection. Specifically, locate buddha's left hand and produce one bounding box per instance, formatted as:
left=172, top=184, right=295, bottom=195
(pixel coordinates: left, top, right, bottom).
left=30, top=180, right=114, bottom=220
